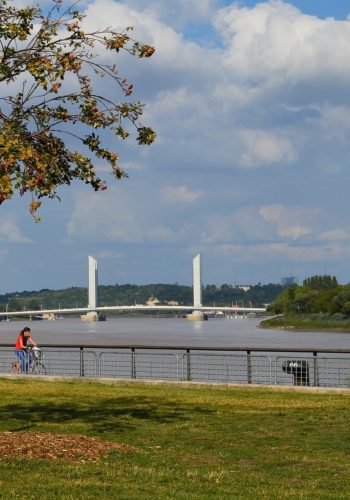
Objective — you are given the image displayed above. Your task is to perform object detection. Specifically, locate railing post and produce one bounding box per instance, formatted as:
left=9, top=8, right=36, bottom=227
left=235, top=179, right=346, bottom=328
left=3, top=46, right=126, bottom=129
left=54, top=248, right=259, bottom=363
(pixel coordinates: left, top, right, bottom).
left=186, top=349, right=192, bottom=381
left=96, top=352, right=100, bottom=378
left=25, top=350, right=30, bottom=375
left=313, top=351, right=319, bottom=387
left=247, top=350, right=252, bottom=384
left=131, top=348, right=136, bottom=379
left=80, top=347, right=85, bottom=377
left=175, top=354, right=180, bottom=381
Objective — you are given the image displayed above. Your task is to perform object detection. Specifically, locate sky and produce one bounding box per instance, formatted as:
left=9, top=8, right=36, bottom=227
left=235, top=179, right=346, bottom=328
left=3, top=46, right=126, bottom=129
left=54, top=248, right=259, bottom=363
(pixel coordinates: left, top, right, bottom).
left=2, top=0, right=350, bottom=294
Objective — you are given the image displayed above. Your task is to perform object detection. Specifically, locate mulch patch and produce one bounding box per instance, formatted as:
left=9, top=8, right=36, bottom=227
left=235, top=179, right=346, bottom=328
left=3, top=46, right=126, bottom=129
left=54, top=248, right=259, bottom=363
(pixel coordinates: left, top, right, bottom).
left=0, top=431, right=137, bottom=463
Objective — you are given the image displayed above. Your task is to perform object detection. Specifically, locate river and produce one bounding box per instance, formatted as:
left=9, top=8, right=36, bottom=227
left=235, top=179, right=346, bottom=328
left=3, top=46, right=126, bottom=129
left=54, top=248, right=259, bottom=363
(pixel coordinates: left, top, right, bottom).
left=1, top=317, right=350, bottom=349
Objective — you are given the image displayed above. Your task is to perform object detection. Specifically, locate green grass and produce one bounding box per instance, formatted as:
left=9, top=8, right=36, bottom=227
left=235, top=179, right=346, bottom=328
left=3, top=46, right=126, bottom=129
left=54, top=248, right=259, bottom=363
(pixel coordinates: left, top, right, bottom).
left=261, top=313, right=350, bottom=331
left=0, top=378, right=350, bottom=499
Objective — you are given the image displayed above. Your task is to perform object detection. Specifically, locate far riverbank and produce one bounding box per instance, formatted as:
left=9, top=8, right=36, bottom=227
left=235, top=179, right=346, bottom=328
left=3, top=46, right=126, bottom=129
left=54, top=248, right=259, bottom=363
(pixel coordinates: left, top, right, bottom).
left=260, top=313, right=350, bottom=332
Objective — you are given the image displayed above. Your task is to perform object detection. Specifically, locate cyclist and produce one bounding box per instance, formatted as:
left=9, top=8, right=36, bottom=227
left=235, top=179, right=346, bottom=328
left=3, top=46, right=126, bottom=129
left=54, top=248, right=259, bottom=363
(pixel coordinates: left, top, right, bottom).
left=15, top=327, right=38, bottom=374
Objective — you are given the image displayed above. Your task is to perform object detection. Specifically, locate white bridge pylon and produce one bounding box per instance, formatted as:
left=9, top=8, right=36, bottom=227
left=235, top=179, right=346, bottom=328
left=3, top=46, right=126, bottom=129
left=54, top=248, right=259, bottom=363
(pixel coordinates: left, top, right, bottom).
left=81, top=255, right=99, bottom=321
left=187, top=253, right=205, bottom=321
left=88, top=255, right=98, bottom=311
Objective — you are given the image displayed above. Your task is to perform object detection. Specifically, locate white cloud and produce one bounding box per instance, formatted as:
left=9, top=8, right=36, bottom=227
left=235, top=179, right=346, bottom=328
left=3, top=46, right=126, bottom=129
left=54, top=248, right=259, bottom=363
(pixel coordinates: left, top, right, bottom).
left=67, top=190, right=142, bottom=243
left=210, top=240, right=350, bottom=264
left=239, top=129, right=297, bottom=168
left=118, top=0, right=216, bottom=28
left=161, top=185, right=203, bottom=204
left=319, top=228, right=350, bottom=241
left=13, top=0, right=45, bottom=6
left=83, top=0, right=212, bottom=71
left=260, top=204, right=318, bottom=223
left=201, top=204, right=321, bottom=246
left=147, top=224, right=193, bottom=243
left=66, top=187, right=196, bottom=244
left=0, top=217, right=31, bottom=243
left=201, top=207, right=275, bottom=244
left=215, top=1, right=350, bottom=93
left=259, top=204, right=317, bottom=240
left=80, top=0, right=350, bottom=176
left=277, top=226, right=311, bottom=239
left=312, top=105, right=350, bottom=147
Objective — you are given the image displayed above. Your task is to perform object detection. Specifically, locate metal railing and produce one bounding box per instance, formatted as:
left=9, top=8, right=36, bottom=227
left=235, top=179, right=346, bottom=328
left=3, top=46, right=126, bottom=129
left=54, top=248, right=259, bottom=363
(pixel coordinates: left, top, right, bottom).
left=1, top=344, right=350, bottom=388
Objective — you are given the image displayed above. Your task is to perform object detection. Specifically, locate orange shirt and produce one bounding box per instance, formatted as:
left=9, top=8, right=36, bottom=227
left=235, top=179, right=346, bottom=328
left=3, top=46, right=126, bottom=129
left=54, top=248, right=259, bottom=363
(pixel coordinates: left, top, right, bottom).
left=15, top=334, right=27, bottom=350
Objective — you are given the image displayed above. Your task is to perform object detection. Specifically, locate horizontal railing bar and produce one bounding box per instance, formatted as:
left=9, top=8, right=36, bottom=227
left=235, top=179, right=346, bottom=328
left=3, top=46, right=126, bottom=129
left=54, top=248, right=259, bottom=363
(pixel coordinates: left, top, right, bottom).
left=1, top=344, right=350, bottom=354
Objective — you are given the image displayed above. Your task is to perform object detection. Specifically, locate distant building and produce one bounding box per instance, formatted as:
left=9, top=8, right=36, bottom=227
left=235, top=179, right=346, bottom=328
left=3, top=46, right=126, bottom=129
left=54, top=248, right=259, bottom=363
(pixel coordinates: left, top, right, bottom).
left=281, top=276, right=298, bottom=286
left=235, top=285, right=251, bottom=292
left=166, top=300, right=179, bottom=306
left=146, top=296, right=160, bottom=306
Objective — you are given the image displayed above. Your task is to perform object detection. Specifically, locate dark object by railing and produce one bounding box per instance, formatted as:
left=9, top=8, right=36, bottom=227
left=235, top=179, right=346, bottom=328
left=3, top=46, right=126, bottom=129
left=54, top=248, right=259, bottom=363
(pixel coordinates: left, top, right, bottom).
left=282, top=360, right=310, bottom=386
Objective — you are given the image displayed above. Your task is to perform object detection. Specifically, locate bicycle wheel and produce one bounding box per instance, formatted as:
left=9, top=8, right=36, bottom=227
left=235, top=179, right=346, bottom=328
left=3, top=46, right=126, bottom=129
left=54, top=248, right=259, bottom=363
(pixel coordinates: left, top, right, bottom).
left=32, top=362, right=47, bottom=375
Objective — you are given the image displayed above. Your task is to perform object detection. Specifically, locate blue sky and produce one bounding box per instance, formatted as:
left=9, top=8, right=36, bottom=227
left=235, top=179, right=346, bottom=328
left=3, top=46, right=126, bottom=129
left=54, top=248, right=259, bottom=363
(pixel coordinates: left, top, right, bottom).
left=2, top=0, right=350, bottom=294
left=224, top=1, right=350, bottom=19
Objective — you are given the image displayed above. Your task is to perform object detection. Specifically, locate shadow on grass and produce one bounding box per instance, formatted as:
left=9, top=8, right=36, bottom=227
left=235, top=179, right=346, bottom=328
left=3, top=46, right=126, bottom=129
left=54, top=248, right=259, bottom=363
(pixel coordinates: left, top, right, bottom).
left=0, top=397, right=215, bottom=433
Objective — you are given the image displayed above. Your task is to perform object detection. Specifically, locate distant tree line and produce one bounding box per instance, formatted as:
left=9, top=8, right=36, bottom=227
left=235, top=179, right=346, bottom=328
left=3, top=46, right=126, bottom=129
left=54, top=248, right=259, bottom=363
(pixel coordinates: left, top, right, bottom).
left=303, top=275, right=338, bottom=290
left=267, top=275, right=350, bottom=316
left=0, top=282, right=285, bottom=311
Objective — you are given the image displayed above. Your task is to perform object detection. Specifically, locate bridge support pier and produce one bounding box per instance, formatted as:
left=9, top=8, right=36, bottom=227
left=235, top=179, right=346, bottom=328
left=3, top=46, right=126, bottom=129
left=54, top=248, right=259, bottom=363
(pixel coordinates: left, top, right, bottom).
left=81, top=311, right=98, bottom=322
left=187, top=310, right=206, bottom=321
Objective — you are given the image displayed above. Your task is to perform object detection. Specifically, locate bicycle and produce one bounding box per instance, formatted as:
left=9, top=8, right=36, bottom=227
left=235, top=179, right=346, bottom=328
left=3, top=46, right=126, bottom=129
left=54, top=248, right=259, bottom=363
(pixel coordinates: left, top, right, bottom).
left=27, top=346, right=47, bottom=375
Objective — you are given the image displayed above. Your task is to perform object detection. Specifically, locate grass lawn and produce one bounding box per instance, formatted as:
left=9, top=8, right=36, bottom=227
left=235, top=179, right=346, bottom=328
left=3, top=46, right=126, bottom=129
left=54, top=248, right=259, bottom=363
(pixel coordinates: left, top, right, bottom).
left=0, top=378, right=349, bottom=499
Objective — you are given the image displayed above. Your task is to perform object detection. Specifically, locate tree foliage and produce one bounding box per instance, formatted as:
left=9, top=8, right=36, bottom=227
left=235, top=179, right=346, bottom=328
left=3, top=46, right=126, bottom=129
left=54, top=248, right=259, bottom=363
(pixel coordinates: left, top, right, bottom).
left=0, top=0, right=156, bottom=220
left=267, top=275, right=350, bottom=316
left=0, top=282, right=284, bottom=311
left=303, top=275, right=338, bottom=290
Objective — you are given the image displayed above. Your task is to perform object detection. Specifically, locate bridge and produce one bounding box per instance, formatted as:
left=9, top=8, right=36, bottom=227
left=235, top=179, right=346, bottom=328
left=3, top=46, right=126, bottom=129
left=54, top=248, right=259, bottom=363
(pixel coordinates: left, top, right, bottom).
left=0, top=304, right=266, bottom=319
left=0, top=254, right=267, bottom=319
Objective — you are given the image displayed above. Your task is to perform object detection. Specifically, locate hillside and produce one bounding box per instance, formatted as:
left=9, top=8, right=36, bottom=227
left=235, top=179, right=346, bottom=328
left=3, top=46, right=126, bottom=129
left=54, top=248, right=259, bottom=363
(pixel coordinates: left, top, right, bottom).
left=0, top=283, right=284, bottom=312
